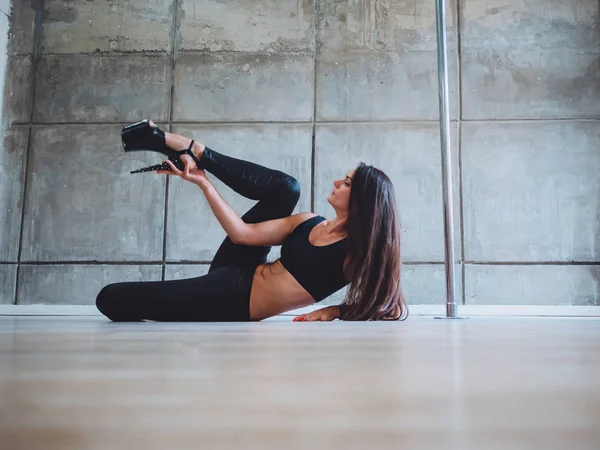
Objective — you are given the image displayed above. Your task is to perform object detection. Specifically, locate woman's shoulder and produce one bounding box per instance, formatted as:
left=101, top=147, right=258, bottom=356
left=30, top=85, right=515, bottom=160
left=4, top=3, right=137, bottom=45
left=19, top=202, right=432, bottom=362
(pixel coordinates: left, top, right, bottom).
left=289, top=212, right=323, bottom=233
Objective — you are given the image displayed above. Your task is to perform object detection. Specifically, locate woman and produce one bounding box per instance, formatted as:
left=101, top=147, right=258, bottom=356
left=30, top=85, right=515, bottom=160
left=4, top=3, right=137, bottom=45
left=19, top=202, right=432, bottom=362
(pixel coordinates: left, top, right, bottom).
left=96, top=120, right=407, bottom=322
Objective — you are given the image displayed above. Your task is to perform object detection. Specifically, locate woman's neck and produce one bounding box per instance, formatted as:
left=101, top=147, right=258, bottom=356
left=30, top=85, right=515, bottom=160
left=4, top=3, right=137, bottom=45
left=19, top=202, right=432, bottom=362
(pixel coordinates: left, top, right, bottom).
left=327, top=212, right=348, bottom=234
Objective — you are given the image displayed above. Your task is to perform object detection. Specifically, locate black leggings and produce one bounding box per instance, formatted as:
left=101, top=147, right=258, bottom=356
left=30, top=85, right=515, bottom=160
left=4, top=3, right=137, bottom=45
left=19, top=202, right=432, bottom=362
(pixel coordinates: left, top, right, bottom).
left=96, top=147, right=301, bottom=322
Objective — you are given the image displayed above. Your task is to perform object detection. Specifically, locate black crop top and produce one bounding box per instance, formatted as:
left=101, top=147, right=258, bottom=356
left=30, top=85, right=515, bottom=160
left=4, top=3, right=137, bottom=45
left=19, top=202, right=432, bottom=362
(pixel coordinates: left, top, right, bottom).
left=279, top=215, right=349, bottom=302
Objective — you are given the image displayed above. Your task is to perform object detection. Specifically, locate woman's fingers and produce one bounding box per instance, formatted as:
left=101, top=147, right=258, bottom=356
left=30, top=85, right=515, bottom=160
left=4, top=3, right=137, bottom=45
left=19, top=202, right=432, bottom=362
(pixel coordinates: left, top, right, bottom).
left=165, top=160, right=183, bottom=176
left=156, top=162, right=170, bottom=175
left=293, top=313, right=323, bottom=322
left=157, top=159, right=203, bottom=183
left=294, top=307, right=339, bottom=322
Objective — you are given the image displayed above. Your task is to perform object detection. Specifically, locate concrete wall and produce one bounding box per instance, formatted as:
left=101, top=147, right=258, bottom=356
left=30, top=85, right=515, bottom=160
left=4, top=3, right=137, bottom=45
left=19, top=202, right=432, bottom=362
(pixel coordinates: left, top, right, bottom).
left=1, top=0, right=599, bottom=308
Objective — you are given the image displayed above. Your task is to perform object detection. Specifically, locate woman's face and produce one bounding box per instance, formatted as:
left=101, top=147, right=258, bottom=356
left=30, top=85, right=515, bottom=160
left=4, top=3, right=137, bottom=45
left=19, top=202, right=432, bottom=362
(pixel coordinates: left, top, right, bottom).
left=327, top=170, right=354, bottom=212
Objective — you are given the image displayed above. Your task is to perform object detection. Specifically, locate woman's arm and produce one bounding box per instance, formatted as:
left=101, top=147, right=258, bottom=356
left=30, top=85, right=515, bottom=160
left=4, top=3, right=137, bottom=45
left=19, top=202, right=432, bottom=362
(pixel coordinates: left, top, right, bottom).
left=198, top=178, right=315, bottom=246
left=159, top=159, right=314, bottom=246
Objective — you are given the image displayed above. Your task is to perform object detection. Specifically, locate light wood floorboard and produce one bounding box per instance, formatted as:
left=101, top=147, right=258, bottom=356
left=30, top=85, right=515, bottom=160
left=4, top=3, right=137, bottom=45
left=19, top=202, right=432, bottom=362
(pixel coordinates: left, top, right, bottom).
left=1, top=316, right=599, bottom=450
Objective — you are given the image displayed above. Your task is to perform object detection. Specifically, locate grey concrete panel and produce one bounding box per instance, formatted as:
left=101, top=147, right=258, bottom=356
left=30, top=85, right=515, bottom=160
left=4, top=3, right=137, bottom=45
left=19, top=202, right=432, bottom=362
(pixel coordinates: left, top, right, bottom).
left=0, top=126, right=28, bottom=262
left=17, top=264, right=162, bottom=305
left=0, top=264, right=17, bottom=304
left=315, top=123, right=460, bottom=262
left=2, top=56, right=32, bottom=124
left=461, top=1, right=600, bottom=119
left=401, top=264, right=462, bottom=306
left=7, top=1, right=37, bottom=55
left=463, top=121, right=600, bottom=262
left=317, top=52, right=459, bottom=121
left=21, top=125, right=166, bottom=262
left=173, top=53, right=313, bottom=122
left=318, top=0, right=458, bottom=54
left=165, top=264, right=210, bottom=281
left=180, top=0, right=313, bottom=53
left=166, top=124, right=312, bottom=261
left=466, top=264, right=600, bottom=306
left=319, top=264, right=459, bottom=307
left=317, top=0, right=459, bottom=121
left=40, top=0, right=173, bottom=54
left=33, top=55, right=171, bottom=123
left=314, top=284, right=347, bottom=307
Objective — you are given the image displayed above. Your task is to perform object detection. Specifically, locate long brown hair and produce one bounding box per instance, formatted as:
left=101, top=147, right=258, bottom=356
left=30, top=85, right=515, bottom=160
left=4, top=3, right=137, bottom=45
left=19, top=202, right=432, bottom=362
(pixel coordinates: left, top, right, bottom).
left=340, top=163, right=408, bottom=321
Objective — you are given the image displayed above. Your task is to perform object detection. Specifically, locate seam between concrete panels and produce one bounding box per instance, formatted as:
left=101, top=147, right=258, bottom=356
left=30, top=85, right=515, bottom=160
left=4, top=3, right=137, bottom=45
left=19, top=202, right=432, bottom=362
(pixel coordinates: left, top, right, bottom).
left=16, top=261, right=171, bottom=266
left=456, top=0, right=463, bottom=123
left=38, top=50, right=312, bottom=57
left=459, top=117, right=600, bottom=123
left=19, top=120, right=315, bottom=126
left=458, top=123, right=466, bottom=305
left=162, top=158, right=171, bottom=282
left=162, top=0, right=181, bottom=281
left=456, top=0, right=465, bottom=305
left=8, top=260, right=600, bottom=266
left=311, top=0, right=319, bottom=213
left=168, top=0, right=181, bottom=123
left=9, top=260, right=445, bottom=266
left=17, top=118, right=600, bottom=127
left=15, top=3, right=45, bottom=306
left=465, top=261, right=600, bottom=266
left=38, top=51, right=170, bottom=57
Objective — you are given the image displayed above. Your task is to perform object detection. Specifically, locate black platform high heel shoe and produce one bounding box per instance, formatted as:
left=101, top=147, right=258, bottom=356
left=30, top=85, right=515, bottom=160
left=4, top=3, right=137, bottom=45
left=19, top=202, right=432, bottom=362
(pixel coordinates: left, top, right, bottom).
left=121, top=120, right=202, bottom=174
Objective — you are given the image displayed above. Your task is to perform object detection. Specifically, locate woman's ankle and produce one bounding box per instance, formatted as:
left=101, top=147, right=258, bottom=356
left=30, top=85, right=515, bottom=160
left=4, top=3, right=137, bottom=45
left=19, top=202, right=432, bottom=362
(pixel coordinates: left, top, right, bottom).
left=164, top=131, right=194, bottom=151
left=163, top=131, right=205, bottom=164
left=192, top=141, right=206, bottom=161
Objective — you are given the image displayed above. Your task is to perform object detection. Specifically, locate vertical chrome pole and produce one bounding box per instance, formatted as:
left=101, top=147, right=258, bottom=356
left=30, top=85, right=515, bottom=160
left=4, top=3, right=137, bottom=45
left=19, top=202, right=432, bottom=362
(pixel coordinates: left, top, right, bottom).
left=434, top=0, right=459, bottom=318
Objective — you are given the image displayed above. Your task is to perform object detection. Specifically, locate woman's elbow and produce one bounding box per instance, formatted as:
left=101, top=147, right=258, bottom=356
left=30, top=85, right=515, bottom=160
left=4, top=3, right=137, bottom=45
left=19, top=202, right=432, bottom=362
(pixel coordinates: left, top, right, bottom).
left=229, top=228, right=250, bottom=245
left=229, top=234, right=242, bottom=245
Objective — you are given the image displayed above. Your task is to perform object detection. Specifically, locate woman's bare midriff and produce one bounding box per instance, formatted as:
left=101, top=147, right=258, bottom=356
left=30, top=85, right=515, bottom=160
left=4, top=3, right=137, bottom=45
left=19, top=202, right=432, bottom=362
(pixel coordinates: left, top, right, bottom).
left=249, top=260, right=316, bottom=321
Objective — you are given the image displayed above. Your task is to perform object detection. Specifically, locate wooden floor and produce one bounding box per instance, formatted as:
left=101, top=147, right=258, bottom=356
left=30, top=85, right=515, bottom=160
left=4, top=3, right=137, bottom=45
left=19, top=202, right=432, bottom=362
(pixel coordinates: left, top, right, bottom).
left=0, top=316, right=599, bottom=450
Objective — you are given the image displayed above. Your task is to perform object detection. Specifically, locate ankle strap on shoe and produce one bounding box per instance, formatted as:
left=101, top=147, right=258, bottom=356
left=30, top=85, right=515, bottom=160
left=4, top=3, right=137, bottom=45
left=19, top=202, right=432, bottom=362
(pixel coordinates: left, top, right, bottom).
left=175, top=140, right=202, bottom=169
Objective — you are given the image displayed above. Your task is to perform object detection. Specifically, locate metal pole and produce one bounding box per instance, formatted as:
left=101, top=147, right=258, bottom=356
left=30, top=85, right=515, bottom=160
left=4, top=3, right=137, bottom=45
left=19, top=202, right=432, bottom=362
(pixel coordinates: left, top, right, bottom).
left=434, top=0, right=459, bottom=318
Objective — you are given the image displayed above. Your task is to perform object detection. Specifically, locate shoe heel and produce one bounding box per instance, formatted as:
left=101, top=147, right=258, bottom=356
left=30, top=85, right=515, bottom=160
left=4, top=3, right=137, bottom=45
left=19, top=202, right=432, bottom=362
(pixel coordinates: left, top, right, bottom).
left=130, top=156, right=184, bottom=174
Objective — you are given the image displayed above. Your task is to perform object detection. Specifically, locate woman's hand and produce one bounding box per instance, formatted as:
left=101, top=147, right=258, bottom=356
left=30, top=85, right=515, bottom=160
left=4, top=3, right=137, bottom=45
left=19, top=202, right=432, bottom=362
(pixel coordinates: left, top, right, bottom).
left=293, top=306, right=340, bottom=322
left=157, top=158, right=208, bottom=186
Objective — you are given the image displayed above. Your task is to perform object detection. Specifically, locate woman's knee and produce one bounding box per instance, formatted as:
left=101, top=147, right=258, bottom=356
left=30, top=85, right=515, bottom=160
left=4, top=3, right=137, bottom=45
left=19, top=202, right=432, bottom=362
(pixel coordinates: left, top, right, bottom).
left=280, top=176, right=301, bottom=208
left=96, top=283, right=132, bottom=322
left=96, top=284, right=116, bottom=317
